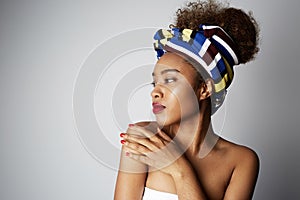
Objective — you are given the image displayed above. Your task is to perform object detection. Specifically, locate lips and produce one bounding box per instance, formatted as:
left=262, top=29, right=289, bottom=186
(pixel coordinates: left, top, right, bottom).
left=152, top=102, right=166, bottom=114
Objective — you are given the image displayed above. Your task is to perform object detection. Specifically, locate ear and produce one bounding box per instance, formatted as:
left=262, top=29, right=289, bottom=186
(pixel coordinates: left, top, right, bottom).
left=198, top=78, right=213, bottom=100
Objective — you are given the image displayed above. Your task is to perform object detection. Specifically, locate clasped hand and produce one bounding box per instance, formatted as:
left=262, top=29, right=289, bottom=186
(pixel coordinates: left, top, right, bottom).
left=120, top=124, right=184, bottom=175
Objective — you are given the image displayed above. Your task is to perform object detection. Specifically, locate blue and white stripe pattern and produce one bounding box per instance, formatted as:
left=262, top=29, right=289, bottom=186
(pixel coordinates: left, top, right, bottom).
left=153, top=24, right=240, bottom=113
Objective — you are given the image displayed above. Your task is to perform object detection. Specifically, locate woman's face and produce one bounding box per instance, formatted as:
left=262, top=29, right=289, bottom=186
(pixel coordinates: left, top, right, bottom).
left=151, top=52, right=202, bottom=126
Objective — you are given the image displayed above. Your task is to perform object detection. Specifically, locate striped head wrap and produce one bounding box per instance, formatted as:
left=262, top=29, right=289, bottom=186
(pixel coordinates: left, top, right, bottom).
left=153, top=24, right=239, bottom=114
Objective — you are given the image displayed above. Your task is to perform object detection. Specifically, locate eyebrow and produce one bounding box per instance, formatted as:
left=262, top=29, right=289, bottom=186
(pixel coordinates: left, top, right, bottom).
left=152, top=69, right=180, bottom=76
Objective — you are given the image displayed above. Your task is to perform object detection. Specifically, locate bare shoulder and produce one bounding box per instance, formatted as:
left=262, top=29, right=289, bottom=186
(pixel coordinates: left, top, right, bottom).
left=218, top=137, right=259, bottom=169
left=217, top=138, right=260, bottom=199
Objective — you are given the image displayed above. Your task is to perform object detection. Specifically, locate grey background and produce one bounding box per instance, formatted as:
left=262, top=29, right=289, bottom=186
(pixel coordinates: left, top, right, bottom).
left=0, top=0, right=299, bottom=199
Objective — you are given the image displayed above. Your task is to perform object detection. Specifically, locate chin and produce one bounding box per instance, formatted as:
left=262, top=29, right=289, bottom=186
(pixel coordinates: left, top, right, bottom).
left=155, top=113, right=180, bottom=128
left=154, top=116, right=166, bottom=127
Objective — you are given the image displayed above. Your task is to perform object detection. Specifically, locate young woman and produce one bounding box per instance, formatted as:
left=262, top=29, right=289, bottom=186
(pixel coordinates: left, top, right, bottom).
left=114, top=0, right=260, bottom=199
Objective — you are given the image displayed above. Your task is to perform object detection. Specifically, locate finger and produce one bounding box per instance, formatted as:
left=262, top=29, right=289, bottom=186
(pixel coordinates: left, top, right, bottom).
left=127, top=124, right=167, bottom=148
left=137, top=126, right=164, bottom=142
left=127, top=124, right=155, bottom=139
left=122, top=145, right=143, bottom=155
left=123, top=140, right=152, bottom=155
left=124, top=134, right=158, bottom=151
left=125, top=128, right=145, bottom=138
left=146, top=128, right=171, bottom=147
left=156, top=127, right=172, bottom=142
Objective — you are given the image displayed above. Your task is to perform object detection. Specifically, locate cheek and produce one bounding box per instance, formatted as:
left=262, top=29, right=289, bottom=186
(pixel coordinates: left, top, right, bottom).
left=167, top=85, right=199, bottom=115
left=155, top=86, right=199, bottom=126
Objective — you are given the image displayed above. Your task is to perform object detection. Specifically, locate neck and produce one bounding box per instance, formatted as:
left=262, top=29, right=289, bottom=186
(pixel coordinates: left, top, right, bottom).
left=165, top=102, right=219, bottom=157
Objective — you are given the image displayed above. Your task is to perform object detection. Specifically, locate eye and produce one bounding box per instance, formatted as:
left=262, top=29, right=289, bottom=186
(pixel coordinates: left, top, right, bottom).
left=164, top=78, right=176, bottom=84
left=151, top=77, right=177, bottom=87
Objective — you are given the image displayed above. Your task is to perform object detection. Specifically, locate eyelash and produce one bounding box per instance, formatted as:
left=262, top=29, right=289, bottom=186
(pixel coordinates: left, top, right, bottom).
left=151, top=78, right=176, bottom=87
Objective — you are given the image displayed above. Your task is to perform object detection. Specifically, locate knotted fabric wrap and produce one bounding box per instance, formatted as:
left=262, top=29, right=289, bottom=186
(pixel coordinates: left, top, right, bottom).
left=153, top=24, right=239, bottom=114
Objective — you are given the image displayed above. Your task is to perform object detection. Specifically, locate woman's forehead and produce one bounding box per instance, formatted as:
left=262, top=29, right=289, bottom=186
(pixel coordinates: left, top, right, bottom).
left=153, top=52, right=196, bottom=76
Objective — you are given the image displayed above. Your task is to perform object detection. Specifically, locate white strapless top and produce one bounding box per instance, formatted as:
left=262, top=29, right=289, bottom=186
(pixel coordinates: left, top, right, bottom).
left=142, top=187, right=178, bottom=200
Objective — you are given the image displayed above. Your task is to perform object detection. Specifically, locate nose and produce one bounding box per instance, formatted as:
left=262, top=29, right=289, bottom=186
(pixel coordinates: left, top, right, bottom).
left=151, top=85, right=163, bottom=100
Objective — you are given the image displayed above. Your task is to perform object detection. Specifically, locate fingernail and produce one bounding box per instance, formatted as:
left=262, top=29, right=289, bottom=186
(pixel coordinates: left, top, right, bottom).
left=120, top=133, right=125, bottom=138
left=128, top=124, right=134, bottom=127
left=120, top=140, right=126, bottom=145
left=125, top=152, right=130, bottom=156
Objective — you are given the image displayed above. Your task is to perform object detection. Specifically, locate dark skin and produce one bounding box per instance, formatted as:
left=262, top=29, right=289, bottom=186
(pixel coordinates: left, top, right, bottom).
left=114, top=52, right=259, bottom=200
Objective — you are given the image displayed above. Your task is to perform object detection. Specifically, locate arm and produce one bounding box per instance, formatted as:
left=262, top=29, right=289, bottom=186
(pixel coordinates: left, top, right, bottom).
left=114, top=145, right=147, bottom=200
left=170, top=157, right=207, bottom=200
left=223, top=147, right=260, bottom=200
left=123, top=125, right=208, bottom=200
left=114, top=124, right=149, bottom=200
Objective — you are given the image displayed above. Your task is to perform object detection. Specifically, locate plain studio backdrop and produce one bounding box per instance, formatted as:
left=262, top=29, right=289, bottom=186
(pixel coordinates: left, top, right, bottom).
left=0, top=0, right=299, bottom=199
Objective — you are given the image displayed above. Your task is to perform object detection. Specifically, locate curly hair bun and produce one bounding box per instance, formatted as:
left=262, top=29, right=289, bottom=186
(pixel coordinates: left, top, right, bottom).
left=173, top=0, right=259, bottom=64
